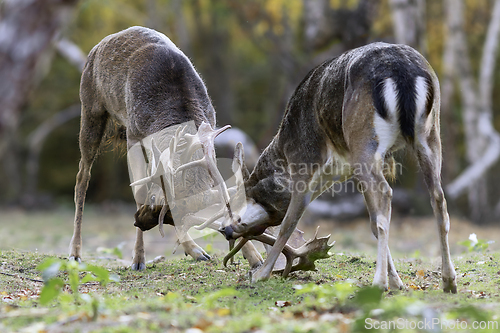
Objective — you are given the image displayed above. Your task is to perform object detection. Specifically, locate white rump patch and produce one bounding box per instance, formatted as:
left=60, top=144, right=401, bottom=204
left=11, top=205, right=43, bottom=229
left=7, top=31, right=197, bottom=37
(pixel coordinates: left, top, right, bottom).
left=414, top=76, right=428, bottom=120
left=374, top=78, right=400, bottom=157
left=382, top=78, right=398, bottom=116
left=414, top=76, right=434, bottom=133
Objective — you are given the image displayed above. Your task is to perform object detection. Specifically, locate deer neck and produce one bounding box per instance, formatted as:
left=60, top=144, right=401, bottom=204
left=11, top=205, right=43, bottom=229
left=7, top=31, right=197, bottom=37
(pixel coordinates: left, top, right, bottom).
left=244, top=138, right=292, bottom=225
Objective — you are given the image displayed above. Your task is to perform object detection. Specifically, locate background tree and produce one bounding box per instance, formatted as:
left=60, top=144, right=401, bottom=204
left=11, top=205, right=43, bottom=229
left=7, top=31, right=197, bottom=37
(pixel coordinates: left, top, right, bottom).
left=1, top=0, right=499, bottom=224
left=443, top=0, right=500, bottom=223
left=0, top=0, right=79, bottom=203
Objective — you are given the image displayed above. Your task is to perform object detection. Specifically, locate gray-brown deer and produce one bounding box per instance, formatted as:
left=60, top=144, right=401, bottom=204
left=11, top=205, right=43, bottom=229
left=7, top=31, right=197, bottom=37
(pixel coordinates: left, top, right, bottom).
left=221, top=42, right=457, bottom=293
left=69, top=26, right=262, bottom=270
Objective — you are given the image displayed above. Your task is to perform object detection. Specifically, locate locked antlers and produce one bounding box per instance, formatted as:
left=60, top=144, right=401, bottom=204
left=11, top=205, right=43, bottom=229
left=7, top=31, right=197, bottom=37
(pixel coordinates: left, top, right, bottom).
left=130, top=121, right=234, bottom=236
left=223, top=227, right=334, bottom=278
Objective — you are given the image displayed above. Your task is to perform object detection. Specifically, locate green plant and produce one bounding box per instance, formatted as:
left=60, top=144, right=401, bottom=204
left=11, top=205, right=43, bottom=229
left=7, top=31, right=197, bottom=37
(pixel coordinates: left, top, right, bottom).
left=37, top=258, right=119, bottom=305
left=96, top=242, right=125, bottom=259
left=294, top=281, right=356, bottom=307
left=458, top=233, right=494, bottom=252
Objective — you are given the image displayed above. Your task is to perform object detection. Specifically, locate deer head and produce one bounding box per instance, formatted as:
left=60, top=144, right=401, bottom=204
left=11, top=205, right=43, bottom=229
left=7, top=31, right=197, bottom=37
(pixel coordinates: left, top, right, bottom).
left=218, top=145, right=285, bottom=240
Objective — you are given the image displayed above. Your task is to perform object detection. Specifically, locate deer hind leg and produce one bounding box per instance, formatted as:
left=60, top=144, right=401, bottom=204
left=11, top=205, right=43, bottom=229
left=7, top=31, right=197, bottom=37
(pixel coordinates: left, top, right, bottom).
left=415, top=130, right=457, bottom=293
left=70, top=103, right=108, bottom=263
left=357, top=155, right=402, bottom=291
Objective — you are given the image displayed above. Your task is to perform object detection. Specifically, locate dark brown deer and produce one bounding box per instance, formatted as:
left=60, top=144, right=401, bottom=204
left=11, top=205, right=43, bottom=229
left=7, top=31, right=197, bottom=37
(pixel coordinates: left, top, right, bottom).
left=220, top=42, right=457, bottom=293
left=69, top=26, right=262, bottom=270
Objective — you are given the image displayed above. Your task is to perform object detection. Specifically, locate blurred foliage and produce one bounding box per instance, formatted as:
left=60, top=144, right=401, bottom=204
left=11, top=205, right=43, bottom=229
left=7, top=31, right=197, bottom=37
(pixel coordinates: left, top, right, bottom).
left=8, top=0, right=500, bottom=215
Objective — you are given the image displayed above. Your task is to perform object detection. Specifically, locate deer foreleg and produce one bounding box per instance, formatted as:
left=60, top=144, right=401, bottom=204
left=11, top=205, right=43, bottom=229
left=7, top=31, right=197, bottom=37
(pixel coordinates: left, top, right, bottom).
left=387, top=249, right=404, bottom=290
left=250, top=189, right=308, bottom=282
left=131, top=228, right=146, bottom=270
left=241, top=241, right=264, bottom=269
left=178, top=232, right=211, bottom=261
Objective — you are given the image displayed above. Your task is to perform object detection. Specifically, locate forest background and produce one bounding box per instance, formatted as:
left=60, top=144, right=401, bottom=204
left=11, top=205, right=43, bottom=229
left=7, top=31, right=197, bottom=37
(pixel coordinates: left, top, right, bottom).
left=1, top=0, right=500, bottom=225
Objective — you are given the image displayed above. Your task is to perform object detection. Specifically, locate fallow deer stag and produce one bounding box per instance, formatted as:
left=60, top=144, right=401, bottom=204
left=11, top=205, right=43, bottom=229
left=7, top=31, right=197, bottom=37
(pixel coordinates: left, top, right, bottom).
left=220, top=42, right=457, bottom=293
left=69, top=26, right=262, bottom=270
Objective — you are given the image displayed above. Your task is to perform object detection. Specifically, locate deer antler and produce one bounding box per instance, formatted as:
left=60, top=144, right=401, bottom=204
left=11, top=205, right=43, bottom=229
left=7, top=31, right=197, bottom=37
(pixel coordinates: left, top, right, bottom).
left=223, top=227, right=334, bottom=278
left=130, top=122, right=236, bottom=236
left=176, top=122, right=233, bottom=226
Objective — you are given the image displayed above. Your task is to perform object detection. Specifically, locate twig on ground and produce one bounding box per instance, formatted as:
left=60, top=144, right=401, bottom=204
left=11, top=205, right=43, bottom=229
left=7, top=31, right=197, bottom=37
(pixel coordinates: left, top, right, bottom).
left=0, top=271, right=44, bottom=283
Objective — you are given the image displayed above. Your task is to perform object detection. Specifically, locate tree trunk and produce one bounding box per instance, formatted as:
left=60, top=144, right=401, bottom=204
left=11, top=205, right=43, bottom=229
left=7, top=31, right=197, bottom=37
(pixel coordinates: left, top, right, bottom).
left=172, top=0, right=192, bottom=57
left=389, top=0, right=427, bottom=55
left=444, top=0, right=500, bottom=223
left=440, top=5, right=459, bottom=184
left=191, top=0, right=234, bottom=127
left=0, top=0, right=79, bottom=203
left=24, top=105, right=81, bottom=207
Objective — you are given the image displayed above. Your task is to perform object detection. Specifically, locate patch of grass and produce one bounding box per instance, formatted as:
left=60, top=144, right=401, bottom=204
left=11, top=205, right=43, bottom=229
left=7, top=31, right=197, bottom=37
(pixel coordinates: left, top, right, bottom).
left=1, top=249, right=500, bottom=332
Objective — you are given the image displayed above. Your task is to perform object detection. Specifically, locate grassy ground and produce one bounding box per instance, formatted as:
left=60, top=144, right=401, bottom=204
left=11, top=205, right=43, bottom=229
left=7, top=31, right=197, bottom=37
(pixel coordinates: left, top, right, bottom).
left=1, top=207, right=500, bottom=332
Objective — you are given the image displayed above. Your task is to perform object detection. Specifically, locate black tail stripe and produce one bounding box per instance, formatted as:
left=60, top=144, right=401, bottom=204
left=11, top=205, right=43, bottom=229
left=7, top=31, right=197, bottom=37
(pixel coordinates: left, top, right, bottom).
left=425, top=76, right=434, bottom=117
left=373, top=79, right=388, bottom=120
left=372, top=74, right=433, bottom=143
left=395, top=75, right=417, bottom=141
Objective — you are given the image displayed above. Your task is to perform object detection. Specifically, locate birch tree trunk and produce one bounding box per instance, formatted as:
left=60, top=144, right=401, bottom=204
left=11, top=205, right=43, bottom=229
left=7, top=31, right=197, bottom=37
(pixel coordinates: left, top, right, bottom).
left=389, top=0, right=427, bottom=55
left=444, top=0, right=500, bottom=223
left=440, top=0, right=459, bottom=183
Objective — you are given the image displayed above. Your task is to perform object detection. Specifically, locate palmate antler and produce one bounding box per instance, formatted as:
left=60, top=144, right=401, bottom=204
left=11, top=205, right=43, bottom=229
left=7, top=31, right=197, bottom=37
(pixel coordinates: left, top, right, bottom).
left=130, top=121, right=235, bottom=237
left=176, top=123, right=234, bottom=228
left=224, top=227, right=335, bottom=278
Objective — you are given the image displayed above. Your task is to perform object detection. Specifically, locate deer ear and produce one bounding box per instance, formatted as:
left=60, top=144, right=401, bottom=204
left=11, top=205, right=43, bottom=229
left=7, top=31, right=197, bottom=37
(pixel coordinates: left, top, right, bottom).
left=232, top=142, right=250, bottom=181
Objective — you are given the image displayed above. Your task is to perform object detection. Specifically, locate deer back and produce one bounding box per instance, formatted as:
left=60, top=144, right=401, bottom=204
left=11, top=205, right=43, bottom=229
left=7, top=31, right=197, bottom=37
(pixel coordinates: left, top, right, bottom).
left=243, top=43, right=438, bottom=227
left=80, top=26, right=216, bottom=142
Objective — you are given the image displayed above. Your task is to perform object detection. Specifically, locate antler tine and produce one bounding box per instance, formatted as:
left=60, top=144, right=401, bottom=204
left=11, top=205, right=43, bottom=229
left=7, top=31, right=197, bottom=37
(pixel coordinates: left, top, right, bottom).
left=180, top=135, right=203, bottom=162
left=158, top=203, right=168, bottom=237
left=250, top=230, right=335, bottom=278
left=194, top=206, right=225, bottom=230
left=223, top=238, right=249, bottom=267
left=176, top=156, right=208, bottom=172
left=171, top=122, right=234, bottom=229
left=151, top=138, right=162, bottom=169
left=198, top=122, right=233, bottom=224
left=129, top=139, right=166, bottom=188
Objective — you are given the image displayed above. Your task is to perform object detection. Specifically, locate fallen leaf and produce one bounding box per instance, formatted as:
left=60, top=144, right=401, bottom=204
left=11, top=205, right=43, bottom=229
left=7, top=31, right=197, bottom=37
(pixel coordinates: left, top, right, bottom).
left=194, top=317, right=213, bottom=329
left=275, top=301, right=291, bottom=307
left=216, top=308, right=231, bottom=316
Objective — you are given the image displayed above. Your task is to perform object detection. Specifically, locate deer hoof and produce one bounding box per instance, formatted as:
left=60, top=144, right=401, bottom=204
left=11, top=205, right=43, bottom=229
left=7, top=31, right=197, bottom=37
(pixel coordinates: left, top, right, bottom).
left=388, top=275, right=404, bottom=291
left=372, top=280, right=389, bottom=292
left=442, top=277, right=457, bottom=294
left=68, top=256, right=82, bottom=264
left=249, top=266, right=271, bottom=283
left=186, top=247, right=211, bottom=261
left=131, top=262, right=146, bottom=271
left=196, top=253, right=211, bottom=261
